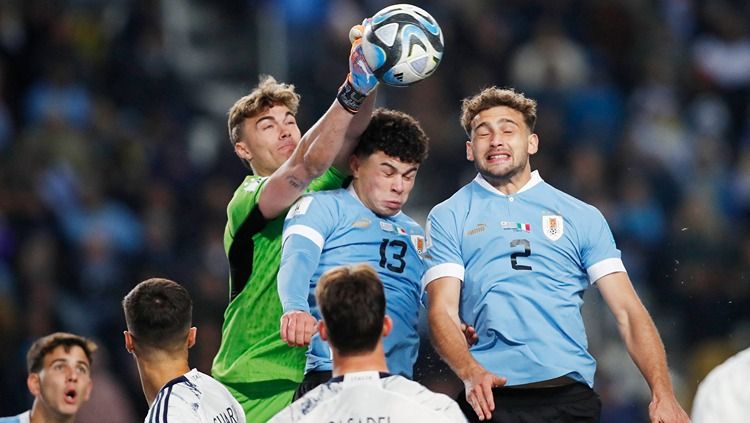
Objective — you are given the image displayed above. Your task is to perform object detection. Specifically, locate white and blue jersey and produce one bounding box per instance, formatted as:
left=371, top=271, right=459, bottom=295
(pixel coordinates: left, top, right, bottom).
left=0, top=411, right=29, bottom=423
left=269, top=371, right=467, bottom=423
left=278, top=185, right=425, bottom=378
left=424, top=171, right=625, bottom=388
left=145, top=369, right=245, bottom=423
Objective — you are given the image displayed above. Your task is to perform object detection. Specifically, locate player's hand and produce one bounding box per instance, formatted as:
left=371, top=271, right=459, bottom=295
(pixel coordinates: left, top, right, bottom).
left=461, top=323, right=478, bottom=346
left=463, top=367, right=506, bottom=421
left=347, top=18, right=378, bottom=96
left=280, top=310, right=318, bottom=347
left=648, top=393, right=691, bottom=423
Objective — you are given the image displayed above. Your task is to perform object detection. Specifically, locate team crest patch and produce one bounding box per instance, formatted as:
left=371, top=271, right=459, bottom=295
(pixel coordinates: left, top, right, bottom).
left=542, top=215, right=564, bottom=241
left=410, top=235, right=425, bottom=255
left=286, top=196, right=314, bottom=219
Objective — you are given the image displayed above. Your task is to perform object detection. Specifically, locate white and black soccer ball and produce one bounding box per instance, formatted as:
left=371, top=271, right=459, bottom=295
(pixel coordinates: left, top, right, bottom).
left=360, top=4, right=444, bottom=86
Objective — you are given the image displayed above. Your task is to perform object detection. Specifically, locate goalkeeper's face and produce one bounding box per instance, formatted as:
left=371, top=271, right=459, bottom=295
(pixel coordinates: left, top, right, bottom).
left=351, top=151, right=419, bottom=217
left=467, top=106, right=538, bottom=186
left=237, top=105, right=301, bottom=176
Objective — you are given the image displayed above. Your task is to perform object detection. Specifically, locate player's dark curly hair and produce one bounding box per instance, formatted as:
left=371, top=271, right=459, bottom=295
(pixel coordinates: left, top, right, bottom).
left=354, top=108, right=429, bottom=164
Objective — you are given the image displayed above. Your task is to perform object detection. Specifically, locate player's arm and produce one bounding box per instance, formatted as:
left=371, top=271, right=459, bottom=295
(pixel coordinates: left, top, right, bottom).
left=278, top=199, right=329, bottom=347
left=277, top=232, right=322, bottom=347
left=597, top=272, right=690, bottom=423
left=258, top=24, right=378, bottom=220
left=427, top=277, right=506, bottom=421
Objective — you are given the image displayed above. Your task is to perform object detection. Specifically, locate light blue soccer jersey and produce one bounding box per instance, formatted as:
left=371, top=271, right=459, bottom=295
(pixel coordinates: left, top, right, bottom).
left=0, top=411, right=29, bottom=423
left=424, top=171, right=625, bottom=388
left=278, top=185, right=425, bottom=378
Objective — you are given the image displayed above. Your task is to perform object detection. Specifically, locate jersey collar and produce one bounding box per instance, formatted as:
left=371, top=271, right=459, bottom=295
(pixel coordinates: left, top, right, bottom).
left=347, top=183, right=403, bottom=217
left=474, top=170, right=543, bottom=196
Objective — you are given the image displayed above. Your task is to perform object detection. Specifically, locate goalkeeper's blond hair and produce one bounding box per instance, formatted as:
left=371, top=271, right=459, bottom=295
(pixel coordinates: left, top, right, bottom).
left=227, top=75, right=301, bottom=145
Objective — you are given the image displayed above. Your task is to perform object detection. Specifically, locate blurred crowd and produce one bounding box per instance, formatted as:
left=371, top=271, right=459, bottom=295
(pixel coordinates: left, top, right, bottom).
left=1, top=0, right=749, bottom=421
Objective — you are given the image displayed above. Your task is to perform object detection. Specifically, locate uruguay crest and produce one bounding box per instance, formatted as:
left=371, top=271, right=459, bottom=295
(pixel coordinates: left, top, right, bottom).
left=410, top=235, right=425, bottom=255
left=542, top=215, right=564, bottom=241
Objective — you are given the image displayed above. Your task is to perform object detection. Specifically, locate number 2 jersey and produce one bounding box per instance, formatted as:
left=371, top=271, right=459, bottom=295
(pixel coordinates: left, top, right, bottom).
left=423, top=171, right=625, bottom=388
left=278, top=185, right=425, bottom=377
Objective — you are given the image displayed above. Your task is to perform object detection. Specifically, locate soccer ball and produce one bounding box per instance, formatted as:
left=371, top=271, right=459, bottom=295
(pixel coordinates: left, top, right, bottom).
left=360, top=4, right=444, bottom=86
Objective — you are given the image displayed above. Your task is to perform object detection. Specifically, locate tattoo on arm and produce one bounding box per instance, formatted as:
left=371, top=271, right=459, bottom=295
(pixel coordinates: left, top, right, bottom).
left=285, top=175, right=304, bottom=190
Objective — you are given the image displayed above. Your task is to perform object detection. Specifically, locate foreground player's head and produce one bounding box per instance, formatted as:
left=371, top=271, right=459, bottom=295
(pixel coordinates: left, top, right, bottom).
left=26, top=332, right=97, bottom=420
left=460, top=87, right=539, bottom=186
left=228, top=75, right=302, bottom=176
left=350, top=108, right=429, bottom=217
left=122, top=278, right=195, bottom=357
left=316, top=264, right=391, bottom=355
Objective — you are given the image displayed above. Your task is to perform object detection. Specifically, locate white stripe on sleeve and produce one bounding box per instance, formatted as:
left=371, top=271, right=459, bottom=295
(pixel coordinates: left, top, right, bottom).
left=587, top=258, right=626, bottom=284
left=422, top=263, right=464, bottom=289
left=282, top=225, right=324, bottom=250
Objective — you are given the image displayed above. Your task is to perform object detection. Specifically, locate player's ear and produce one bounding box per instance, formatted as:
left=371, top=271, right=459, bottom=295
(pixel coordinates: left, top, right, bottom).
left=234, top=141, right=253, bottom=162
left=318, top=321, right=329, bottom=342
left=82, top=378, right=93, bottom=402
left=123, top=331, right=135, bottom=354
left=27, top=373, right=41, bottom=397
left=382, top=315, right=393, bottom=337
left=527, top=133, right=538, bottom=155
left=187, top=327, right=197, bottom=349
left=349, top=154, right=361, bottom=177
left=466, top=140, right=474, bottom=161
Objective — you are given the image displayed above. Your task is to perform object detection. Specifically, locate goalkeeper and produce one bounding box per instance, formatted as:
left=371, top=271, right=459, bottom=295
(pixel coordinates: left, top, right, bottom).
left=211, top=21, right=378, bottom=422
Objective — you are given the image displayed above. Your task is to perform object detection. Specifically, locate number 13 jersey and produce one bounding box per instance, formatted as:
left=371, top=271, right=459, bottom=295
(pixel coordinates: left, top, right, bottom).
left=279, top=185, right=425, bottom=378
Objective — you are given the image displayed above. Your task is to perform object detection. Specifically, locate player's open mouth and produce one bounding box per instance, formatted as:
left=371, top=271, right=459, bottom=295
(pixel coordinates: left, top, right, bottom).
left=64, top=388, right=77, bottom=403
left=488, top=153, right=510, bottom=161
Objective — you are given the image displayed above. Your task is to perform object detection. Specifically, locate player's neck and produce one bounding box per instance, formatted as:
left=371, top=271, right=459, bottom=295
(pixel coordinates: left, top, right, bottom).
left=30, top=400, right=75, bottom=423
left=136, top=354, right=191, bottom=406
left=331, top=345, right=388, bottom=377
left=484, top=167, right=531, bottom=195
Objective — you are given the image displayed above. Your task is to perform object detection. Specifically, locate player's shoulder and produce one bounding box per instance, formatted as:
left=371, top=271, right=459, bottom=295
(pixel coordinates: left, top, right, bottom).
left=539, top=180, right=605, bottom=220
left=0, top=411, right=29, bottom=423
left=381, top=376, right=466, bottom=420
left=429, top=182, right=476, bottom=218
left=396, top=212, right=424, bottom=231
left=699, top=347, right=750, bottom=389
left=269, top=380, right=344, bottom=422
left=287, top=188, right=348, bottom=219
left=228, top=175, right=267, bottom=208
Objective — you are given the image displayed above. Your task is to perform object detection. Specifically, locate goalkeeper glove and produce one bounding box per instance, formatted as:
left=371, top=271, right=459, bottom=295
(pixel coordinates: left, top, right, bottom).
left=337, top=19, right=378, bottom=114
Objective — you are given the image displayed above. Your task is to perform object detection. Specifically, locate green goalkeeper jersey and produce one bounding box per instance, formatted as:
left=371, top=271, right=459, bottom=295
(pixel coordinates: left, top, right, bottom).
left=212, top=168, right=346, bottom=384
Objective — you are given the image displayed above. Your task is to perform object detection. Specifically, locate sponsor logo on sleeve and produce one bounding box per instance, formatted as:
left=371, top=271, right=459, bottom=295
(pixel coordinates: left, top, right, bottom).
left=286, top=195, right=314, bottom=219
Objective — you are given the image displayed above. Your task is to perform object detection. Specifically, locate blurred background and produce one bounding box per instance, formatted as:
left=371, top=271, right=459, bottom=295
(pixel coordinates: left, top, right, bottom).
left=1, top=0, right=749, bottom=421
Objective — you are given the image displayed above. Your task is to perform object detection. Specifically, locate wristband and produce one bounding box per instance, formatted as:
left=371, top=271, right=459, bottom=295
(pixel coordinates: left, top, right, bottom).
left=336, top=79, right=366, bottom=114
